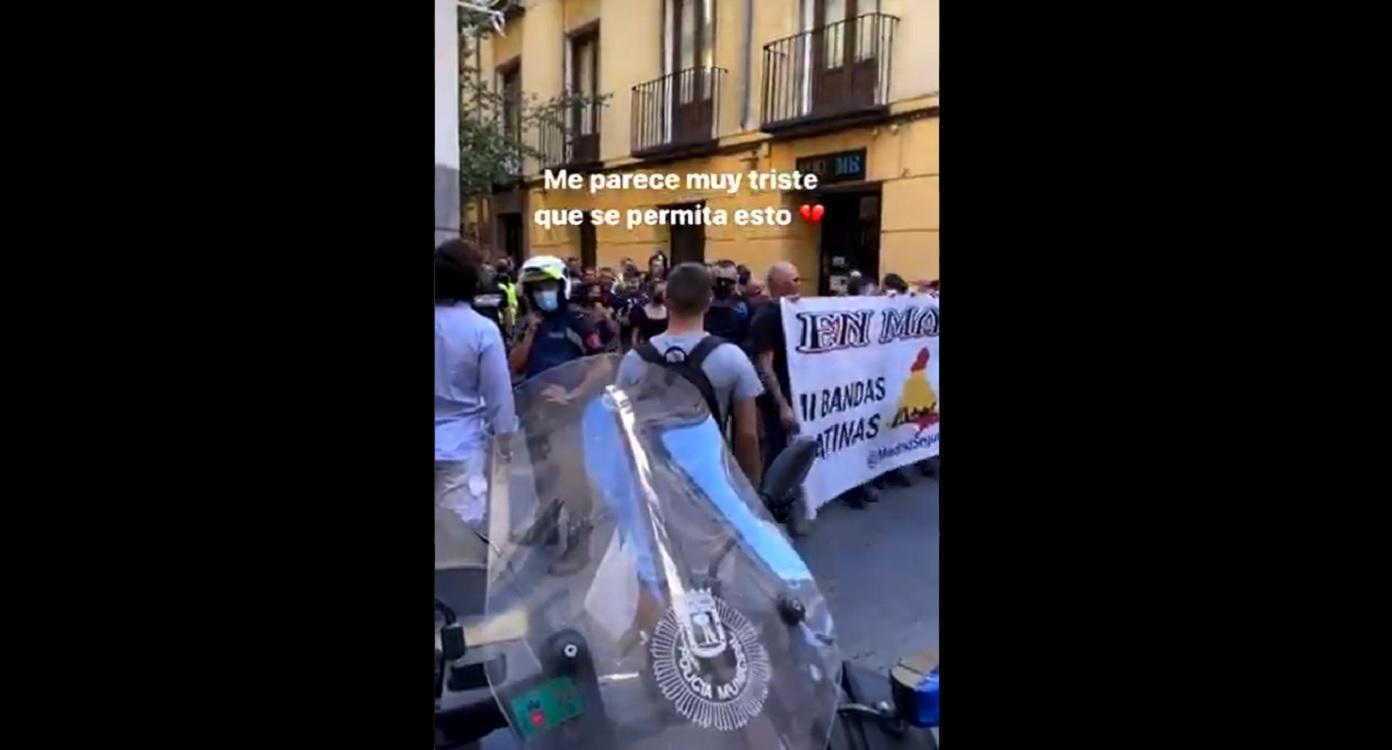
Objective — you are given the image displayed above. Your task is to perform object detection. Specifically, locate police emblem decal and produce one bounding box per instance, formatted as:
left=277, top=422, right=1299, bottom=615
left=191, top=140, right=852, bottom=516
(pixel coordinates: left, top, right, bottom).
left=650, top=589, right=771, bottom=730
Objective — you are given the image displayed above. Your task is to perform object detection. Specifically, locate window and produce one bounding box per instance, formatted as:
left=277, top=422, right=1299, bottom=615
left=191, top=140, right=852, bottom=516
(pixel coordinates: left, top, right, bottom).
left=666, top=0, right=714, bottom=75
left=822, top=0, right=846, bottom=66
left=498, top=60, right=521, bottom=140
left=804, top=0, right=881, bottom=115
left=666, top=0, right=715, bottom=107
left=570, top=28, right=599, bottom=137
left=495, top=59, right=522, bottom=175
left=810, top=0, right=880, bottom=65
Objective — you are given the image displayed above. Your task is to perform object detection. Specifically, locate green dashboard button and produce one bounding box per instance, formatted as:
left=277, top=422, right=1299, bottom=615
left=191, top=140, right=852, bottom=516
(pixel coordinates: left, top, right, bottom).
left=510, top=676, right=585, bottom=740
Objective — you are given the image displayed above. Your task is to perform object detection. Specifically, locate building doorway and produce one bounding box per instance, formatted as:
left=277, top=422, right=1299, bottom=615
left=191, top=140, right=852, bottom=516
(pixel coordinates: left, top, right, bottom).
left=818, top=190, right=880, bottom=295
left=499, top=212, right=524, bottom=268
left=579, top=211, right=597, bottom=270
left=667, top=201, right=706, bottom=266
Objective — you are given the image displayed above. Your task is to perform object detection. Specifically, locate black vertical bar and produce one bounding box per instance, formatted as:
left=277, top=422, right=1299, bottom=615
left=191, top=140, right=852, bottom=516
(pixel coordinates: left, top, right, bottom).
left=795, top=34, right=800, bottom=119
left=879, top=14, right=885, bottom=104
left=713, top=69, right=720, bottom=140
left=800, top=33, right=806, bottom=118
left=883, top=16, right=890, bottom=105
left=784, top=37, right=791, bottom=122
left=776, top=41, right=782, bottom=123
left=782, top=39, right=789, bottom=122
left=760, top=47, right=768, bottom=125
left=776, top=44, right=783, bottom=124
left=879, top=17, right=890, bottom=107
left=783, top=38, right=791, bottom=122
left=774, top=41, right=781, bottom=124
left=802, top=30, right=808, bottom=118
left=795, top=34, right=802, bottom=120
left=770, top=43, right=778, bottom=124
left=842, top=20, right=849, bottom=104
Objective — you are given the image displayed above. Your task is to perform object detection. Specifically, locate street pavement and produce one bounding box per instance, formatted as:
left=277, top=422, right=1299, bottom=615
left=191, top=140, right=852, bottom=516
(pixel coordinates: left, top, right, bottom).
left=794, top=473, right=940, bottom=676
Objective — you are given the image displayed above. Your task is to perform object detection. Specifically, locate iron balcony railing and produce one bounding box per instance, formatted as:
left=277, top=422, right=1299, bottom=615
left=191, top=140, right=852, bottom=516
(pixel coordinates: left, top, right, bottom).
left=761, top=13, right=898, bottom=130
left=495, top=97, right=524, bottom=182
left=496, top=137, right=524, bottom=184
left=538, top=95, right=603, bottom=169
left=631, top=66, right=727, bottom=157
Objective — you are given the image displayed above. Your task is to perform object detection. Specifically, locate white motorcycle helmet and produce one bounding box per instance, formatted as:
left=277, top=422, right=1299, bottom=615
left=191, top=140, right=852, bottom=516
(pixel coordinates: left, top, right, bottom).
left=518, top=255, right=572, bottom=302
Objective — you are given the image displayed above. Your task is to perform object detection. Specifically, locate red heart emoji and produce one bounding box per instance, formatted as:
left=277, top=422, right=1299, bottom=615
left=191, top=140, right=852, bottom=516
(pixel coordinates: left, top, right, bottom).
left=800, top=203, right=825, bottom=223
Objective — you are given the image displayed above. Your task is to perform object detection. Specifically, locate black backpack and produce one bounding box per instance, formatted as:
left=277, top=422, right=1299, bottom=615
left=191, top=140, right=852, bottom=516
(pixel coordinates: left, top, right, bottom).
left=635, top=335, right=728, bottom=428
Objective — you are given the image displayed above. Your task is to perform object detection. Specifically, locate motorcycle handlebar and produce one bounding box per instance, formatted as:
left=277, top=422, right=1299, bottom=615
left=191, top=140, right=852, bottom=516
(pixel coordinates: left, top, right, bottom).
left=434, top=608, right=530, bottom=653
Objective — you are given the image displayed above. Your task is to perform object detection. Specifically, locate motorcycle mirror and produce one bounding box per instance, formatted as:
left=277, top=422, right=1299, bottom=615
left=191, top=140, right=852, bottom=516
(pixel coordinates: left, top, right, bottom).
left=761, top=436, right=817, bottom=507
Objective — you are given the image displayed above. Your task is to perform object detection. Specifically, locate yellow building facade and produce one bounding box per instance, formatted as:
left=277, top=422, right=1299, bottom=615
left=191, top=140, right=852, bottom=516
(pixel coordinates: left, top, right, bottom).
left=463, top=0, right=939, bottom=295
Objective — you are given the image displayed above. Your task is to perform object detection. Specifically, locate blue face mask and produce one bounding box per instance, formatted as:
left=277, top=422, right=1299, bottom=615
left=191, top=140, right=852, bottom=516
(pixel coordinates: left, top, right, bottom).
left=534, top=290, right=559, bottom=312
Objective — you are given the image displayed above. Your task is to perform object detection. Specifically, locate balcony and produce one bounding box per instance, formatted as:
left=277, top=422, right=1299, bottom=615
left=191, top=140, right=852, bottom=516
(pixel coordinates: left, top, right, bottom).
left=631, top=66, right=727, bottom=159
left=538, top=100, right=603, bottom=171
left=492, top=138, right=524, bottom=190
left=761, top=13, right=898, bottom=135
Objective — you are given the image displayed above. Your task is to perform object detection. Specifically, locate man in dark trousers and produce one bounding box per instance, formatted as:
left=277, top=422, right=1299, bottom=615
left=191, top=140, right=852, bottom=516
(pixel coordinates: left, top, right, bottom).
left=507, top=255, right=609, bottom=576
left=749, top=261, right=820, bottom=531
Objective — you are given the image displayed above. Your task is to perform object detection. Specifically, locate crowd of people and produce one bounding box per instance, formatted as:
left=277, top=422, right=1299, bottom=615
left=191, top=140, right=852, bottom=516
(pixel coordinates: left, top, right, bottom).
left=435, top=237, right=939, bottom=545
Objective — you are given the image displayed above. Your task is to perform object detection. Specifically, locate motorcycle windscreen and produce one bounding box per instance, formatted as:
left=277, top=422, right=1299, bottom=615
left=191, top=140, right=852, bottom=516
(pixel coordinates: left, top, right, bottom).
left=483, top=354, right=841, bottom=750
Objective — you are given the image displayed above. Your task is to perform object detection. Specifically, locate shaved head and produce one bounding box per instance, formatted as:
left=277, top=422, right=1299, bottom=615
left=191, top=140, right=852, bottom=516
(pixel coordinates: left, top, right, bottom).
left=767, top=261, right=800, bottom=298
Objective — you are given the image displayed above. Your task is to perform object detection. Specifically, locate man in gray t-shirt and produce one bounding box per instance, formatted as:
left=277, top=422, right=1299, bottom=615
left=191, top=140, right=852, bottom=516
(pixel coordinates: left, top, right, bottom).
left=615, top=263, right=765, bottom=486
left=616, top=329, right=764, bottom=422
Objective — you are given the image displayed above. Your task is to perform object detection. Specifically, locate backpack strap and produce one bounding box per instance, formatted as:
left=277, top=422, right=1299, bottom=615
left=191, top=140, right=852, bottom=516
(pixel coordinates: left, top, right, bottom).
left=686, top=335, right=727, bottom=370
left=686, top=335, right=731, bottom=431
left=634, top=337, right=726, bottom=427
left=635, top=342, right=664, bottom=365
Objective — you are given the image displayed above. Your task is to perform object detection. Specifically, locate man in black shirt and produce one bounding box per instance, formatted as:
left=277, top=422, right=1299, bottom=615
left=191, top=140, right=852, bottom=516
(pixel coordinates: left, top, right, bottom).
left=750, top=261, right=801, bottom=470
left=705, top=261, right=749, bottom=346
left=611, top=270, right=646, bottom=351
left=751, top=261, right=880, bottom=513
left=751, top=260, right=823, bottom=531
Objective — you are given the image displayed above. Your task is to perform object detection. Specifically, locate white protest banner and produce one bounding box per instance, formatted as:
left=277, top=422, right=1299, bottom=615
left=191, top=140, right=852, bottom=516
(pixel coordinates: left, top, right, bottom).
left=781, top=295, right=939, bottom=513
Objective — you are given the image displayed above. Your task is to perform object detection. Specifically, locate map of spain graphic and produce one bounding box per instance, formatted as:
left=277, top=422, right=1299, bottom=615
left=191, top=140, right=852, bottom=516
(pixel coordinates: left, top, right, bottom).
left=891, top=347, right=939, bottom=433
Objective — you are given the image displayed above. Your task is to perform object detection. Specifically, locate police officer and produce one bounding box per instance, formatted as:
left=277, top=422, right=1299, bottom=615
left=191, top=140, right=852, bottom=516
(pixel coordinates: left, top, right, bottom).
left=508, top=255, right=606, bottom=380
left=493, top=258, right=519, bottom=341
left=507, top=255, right=609, bottom=576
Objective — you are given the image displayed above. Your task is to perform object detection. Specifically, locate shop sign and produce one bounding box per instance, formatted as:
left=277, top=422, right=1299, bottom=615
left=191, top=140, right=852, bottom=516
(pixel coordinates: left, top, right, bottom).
left=795, top=149, right=867, bottom=186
